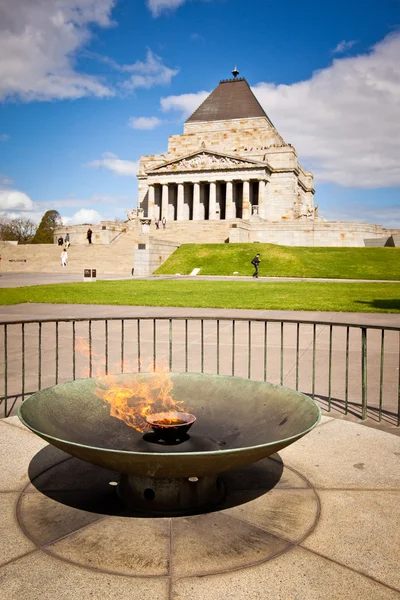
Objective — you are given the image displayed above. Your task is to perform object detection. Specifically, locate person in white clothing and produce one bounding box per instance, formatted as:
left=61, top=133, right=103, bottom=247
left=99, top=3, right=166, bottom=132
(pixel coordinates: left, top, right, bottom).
left=61, top=249, right=68, bottom=267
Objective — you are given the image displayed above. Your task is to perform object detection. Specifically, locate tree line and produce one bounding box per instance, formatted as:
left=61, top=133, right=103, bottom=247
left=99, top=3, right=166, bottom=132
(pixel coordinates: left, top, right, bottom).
left=0, top=210, right=62, bottom=244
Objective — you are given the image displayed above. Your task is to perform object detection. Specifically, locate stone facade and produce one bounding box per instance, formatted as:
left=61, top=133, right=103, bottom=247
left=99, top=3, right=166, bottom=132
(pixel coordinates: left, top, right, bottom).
left=138, top=78, right=315, bottom=224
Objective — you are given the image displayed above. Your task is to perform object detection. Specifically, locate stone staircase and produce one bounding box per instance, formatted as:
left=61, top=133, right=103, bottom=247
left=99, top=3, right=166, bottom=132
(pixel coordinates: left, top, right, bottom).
left=149, top=220, right=231, bottom=244
left=0, top=231, right=138, bottom=275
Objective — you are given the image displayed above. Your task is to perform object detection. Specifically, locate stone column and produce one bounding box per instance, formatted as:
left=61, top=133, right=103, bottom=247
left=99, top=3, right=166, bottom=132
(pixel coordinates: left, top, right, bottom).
left=258, top=180, right=266, bottom=219
left=147, top=184, right=155, bottom=219
left=177, top=183, right=184, bottom=221
left=209, top=182, right=217, bottom=220
left=161, top=184, right=169, bottom=219
left=225, top=181, right=233, bottom=219
left=242, top=180, right=250, bottom=220
left=193, top=182, right=201, bottom=220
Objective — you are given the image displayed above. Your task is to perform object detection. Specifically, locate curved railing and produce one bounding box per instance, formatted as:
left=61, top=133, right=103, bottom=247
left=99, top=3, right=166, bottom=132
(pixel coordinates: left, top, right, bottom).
left=1, top=316, right=399, bottom=427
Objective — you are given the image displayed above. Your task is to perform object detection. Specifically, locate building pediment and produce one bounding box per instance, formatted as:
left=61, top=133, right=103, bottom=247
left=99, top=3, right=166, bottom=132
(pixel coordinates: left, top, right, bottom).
left=147, top=150, right=265, bottom=174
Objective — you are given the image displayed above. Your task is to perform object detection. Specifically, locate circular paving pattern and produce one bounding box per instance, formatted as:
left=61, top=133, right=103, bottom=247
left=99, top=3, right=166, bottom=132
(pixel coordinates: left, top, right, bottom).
left=17, top=448, right=319, bottom=578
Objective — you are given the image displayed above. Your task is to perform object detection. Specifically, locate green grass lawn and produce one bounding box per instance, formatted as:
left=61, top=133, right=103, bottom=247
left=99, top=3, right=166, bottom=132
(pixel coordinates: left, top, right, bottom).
left=0, top=280, right=399, bottom=312
left=155, top=244, right=400, bottom=280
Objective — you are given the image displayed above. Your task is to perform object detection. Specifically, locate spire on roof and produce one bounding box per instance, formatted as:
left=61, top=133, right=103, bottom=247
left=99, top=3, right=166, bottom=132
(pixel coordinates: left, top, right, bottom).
left=232, top=65, right=239, bottom=79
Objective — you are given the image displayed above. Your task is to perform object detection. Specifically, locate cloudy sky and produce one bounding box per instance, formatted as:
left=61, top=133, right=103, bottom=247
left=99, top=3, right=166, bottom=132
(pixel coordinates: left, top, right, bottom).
left=0, top=0, right=399, bottom=226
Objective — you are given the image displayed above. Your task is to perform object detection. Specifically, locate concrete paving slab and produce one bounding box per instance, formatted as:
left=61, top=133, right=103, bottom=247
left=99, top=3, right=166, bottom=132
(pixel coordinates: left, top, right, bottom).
left=0, top=420, right=66, bottom=492
left=171, top=511, right=290, bottom=578
left=223, top=488, right=318, bottom=543
left=0, top=493, right=36, bottom=568
left=302, top=490, right=400, bottom=590
left=280, top=418, right=400, bottom=489
left=0, top=551, right=169, bottom=600
left=171, top=546, right=400, bottom=600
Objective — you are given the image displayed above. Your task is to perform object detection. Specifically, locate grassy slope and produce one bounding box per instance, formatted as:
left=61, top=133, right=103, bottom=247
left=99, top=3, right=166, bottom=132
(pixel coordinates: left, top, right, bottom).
left=0, top=280, right=399, bottom=312
left=155, top=244, right=400, bottom=280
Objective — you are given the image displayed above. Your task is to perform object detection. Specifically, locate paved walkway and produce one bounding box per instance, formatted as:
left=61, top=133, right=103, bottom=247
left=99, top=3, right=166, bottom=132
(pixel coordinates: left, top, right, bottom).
left=0, top=415, right=399, bottom=599
left=1, top=272, right=400, bottom=288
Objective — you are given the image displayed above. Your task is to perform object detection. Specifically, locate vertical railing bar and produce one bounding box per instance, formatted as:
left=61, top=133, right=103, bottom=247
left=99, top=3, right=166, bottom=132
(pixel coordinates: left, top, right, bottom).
left=295, top=323, right=300, bottom=391
left=153, top=319, right=157, bottom=372
left=378, top=329, right=384, bottom=422
left=121, top=320, right=125, bottom=374
left=216, top=320, right=220, bottom=375
left=345, top=326, right=349, bottom=414
left=263, top=321, right=268, bottom=382
left=72, top=321, right=76, bottom=381
left=89, top=320, right=92, bottom=378
left=311, top=324, right=316, bottom=400
left=4, top=324, right=7, bottom=418
left=185, top=319, right=188, bottom=373
left=361, top=327, right=368, bottom=420
left=38, top=322, right=42, bottom=391
left=21, top=323, right=25, bottom=402
left=232, top=320, right=235, bottom=376
left=397, top=331, right=400, bottom=426
left=280, top=322, right=284, bottom=386
left=248, top=321, right=251, bottom=380
left=55, top=321, right=59, bottom=384
left=137, top=320, right=141, bottom=373
left=105, top=320, right=109, bottom=376
left=169, top=319, right=173, bottom=373
left=201, top=319, right=204, bottom=373
left=328, top=325, right=333, bottom=411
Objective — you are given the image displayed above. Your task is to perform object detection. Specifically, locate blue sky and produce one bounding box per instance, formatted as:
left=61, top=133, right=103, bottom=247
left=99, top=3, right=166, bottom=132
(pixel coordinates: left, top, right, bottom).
left=0, top=0, right=399, bottom=226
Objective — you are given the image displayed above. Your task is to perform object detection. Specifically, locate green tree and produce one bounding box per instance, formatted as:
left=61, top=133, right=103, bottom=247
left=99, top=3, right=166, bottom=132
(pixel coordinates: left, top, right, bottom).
left=32, top=210, right=62, bottom=244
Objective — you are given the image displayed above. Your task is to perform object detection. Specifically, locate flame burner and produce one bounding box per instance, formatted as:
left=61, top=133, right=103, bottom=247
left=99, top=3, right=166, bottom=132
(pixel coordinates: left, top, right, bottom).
left=18, top=373, right=320, bottom=516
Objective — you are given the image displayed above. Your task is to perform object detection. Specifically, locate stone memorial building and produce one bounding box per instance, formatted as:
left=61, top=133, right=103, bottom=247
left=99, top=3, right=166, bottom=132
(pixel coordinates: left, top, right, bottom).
left=138, top=69, right=316, bottom=223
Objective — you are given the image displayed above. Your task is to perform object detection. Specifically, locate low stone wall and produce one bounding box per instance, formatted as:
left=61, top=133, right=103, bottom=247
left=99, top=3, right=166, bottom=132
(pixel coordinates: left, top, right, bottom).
left=54, top=222, right=128, bottom=246
left=133, top=237, right=180, bottom=276
left=229, top=220, right=400, bottom=247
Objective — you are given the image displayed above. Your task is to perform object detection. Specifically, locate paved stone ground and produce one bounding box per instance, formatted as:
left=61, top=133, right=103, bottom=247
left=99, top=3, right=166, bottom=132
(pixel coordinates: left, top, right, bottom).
left=0, top=415, right=399, bottom=599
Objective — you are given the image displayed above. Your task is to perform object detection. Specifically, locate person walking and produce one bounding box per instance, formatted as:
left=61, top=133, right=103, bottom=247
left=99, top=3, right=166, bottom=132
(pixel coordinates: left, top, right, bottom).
left=65, top=232, right=70, bottom=248
left=87, top=228, right=92, bottom=244
left=162, top=216, right=166, bottom=230
left=251, top=253, right=261, bottom=278
left=61, top=249, right=68, bottom=267
left=58, top=236, right=64, bottom=246
left=155, top=219, right=159, bottom=230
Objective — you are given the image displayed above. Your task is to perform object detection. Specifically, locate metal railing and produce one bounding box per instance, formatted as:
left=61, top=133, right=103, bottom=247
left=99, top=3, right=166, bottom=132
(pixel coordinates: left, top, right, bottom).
left=1, top=317, right=399, bottom=426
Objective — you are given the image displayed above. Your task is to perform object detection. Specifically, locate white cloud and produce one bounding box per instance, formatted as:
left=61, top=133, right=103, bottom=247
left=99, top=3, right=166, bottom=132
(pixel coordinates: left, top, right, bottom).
left=160, top=90, right=210, bottom=119
left=62, top=208, right=102, bottom=225
left=87, top=152, right=140, bottom=176
left=147, top=0, right=187, bottom=17
left=121, top=49, right=178, bottom=91
left=128, top=116, right=162, bottom=130
left=251, top=32, right=400, bottom=188
left=0, top=0, right=115, bottom=101
left=0, top=189, right=34, bottom=211
left=0, top=133, right=9, bottom=141
left=333, top=40, right=357, bottom=54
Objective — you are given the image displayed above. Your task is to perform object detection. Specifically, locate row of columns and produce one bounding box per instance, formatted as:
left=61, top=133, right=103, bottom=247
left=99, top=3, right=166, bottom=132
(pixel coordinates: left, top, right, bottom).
left=147, top=180, right=267, bottom=221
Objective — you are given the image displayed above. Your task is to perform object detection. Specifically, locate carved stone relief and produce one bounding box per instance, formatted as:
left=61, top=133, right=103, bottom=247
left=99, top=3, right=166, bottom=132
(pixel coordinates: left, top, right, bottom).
left=151, top=152, right=257, bottom=173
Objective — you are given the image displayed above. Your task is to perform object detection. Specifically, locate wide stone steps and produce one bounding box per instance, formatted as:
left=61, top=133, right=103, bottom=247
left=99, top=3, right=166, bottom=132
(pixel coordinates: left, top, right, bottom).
left=150, top=220, right=231, bottom=244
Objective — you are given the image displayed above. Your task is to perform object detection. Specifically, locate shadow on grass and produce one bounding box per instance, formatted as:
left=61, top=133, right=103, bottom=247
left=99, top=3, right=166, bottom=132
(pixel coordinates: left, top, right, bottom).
left=355, top=299, right=400, bottom=311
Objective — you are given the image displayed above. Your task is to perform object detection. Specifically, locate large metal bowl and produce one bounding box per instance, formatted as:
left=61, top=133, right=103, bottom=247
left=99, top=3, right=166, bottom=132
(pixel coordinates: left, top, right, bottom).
left=18, top=373, right=320, bottom=479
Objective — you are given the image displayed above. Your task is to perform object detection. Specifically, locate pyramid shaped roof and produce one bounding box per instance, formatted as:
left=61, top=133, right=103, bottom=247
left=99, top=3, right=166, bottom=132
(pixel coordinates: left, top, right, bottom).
left=186, top=78, right=268, bottom=123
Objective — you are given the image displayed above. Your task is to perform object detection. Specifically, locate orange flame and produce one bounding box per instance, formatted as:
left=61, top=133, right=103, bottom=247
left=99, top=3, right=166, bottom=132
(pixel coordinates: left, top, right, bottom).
left=75, top=336, right=185, bottom=432
left=94, top=369, right=184, bottom=432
